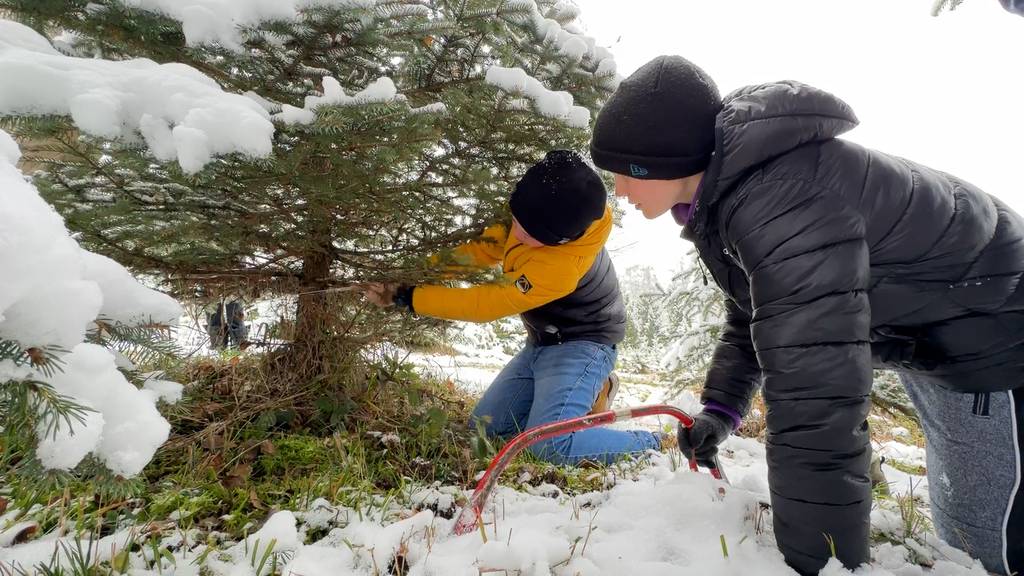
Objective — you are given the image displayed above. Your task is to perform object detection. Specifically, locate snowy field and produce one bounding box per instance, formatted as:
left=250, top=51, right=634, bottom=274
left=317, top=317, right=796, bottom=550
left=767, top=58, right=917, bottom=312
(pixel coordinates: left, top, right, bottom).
left=1, top=432, right=961, bottom=576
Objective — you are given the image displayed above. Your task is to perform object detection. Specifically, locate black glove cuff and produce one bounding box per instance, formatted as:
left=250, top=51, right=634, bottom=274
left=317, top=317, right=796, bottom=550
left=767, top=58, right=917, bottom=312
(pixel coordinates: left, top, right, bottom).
left=702, top=408, right=737, bottom=430
left=392, top=285, right=416, bottom=313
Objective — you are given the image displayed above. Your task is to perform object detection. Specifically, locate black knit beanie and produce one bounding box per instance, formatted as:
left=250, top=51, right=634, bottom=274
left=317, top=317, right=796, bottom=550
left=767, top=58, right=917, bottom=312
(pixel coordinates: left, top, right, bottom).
left=590, top=55, right=722, bottom=180
left=510, top=150, right=606, bottom=246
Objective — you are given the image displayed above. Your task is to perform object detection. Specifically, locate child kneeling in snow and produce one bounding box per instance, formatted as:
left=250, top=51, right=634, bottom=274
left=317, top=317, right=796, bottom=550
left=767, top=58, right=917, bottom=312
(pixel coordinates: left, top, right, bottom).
left=362, top=150, right=664, bottom=465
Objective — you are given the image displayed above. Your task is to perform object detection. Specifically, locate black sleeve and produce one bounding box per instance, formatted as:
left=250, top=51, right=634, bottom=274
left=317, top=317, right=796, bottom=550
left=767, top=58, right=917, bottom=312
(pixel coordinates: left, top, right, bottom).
left=701, top=298, right=761, bottom=415
left=725, top=178, right=873, bottom=574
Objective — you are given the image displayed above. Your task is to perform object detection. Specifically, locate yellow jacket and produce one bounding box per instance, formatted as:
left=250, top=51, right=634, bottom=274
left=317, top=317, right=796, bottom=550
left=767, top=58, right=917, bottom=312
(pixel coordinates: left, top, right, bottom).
left=413, top=207, right=614, bottom=323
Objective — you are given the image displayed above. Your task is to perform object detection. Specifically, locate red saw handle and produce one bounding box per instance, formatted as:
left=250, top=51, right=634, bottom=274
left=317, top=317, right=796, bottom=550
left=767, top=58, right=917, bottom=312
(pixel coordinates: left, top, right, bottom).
left=452, top=404, right=726, bottom=536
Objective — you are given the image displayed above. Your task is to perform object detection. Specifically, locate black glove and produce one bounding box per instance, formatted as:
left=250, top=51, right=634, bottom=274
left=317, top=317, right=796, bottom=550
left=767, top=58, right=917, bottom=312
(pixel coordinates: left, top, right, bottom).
left=392, top=285, right=416, bottom=313
left=677, top=410, right=733, bottom=468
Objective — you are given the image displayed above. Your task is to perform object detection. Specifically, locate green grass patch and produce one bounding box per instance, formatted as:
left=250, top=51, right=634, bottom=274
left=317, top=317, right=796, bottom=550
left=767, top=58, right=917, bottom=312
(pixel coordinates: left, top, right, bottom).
left=886, top=459, right=927, bottom=477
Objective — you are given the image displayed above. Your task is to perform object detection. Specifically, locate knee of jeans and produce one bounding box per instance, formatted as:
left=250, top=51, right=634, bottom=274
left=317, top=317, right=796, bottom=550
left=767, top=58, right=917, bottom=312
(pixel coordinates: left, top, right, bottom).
left=528, top=435, right=573, bottom=465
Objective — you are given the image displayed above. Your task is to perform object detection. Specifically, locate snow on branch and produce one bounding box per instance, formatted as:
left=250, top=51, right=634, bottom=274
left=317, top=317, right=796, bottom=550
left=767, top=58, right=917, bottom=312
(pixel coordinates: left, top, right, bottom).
left=0, top=19, right=274, bottom=174
left=115, top=0, right=379, bottom=49
left=512, top=0, right=618, bottom=81
left=485, top=66, right=590, bottom=128
left=274, top=76, right=446, bottom=125
left=0, top=129, right=183, bottom=477
left=275, top=76, right=399, bottom=124
left=481, top=0, right=619, bottom=127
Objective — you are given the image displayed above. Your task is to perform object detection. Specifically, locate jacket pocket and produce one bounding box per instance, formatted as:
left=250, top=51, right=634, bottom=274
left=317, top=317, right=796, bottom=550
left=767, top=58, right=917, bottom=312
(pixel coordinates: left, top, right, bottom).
left=871, top=326, right=922, bottom=368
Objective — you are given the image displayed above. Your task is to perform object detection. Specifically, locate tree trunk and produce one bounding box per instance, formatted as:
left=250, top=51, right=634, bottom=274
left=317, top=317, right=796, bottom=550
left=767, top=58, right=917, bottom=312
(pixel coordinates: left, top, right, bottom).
left=292, top=248, right=334, bottom=375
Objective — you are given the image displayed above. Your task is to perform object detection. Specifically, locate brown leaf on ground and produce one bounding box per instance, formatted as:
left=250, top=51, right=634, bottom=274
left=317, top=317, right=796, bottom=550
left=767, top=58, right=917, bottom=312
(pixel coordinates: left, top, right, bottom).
left=12, top=523, right=38, bottom=545
left=249, top=489, right=266, bottom=510
left=222, top=462, right=252, bottom=489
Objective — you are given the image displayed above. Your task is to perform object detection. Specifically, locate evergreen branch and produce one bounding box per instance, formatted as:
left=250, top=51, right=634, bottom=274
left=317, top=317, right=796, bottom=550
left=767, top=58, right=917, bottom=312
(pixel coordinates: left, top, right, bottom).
left=1, top=378, right=92, bottom=443
left=0, top=340, right=66, bottom=377
left=89, top=319, right=181, bottom=368
left=931, top=0, right=968, bottom=15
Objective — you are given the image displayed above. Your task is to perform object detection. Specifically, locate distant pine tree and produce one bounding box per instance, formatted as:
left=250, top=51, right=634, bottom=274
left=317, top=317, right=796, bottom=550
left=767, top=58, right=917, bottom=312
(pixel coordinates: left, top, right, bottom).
left=931, top=0, right=968, bottom=15
left=616, top=253, right=727, bottom=387
left=618, top=253, right=919, bottom=420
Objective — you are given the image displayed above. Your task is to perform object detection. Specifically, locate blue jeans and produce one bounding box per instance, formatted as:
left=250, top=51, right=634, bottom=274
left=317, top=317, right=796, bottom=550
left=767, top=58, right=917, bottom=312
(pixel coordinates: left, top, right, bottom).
left=469, top=341, right=659, bottom=465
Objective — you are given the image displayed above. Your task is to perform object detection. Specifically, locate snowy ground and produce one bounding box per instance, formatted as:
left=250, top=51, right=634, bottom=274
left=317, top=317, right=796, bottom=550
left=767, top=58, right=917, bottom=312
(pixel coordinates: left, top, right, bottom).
left=407, top=350, right=508, bottom=395
left=0, top=323, right=958, bottom=575
left=0, top=436, right=970, bottom=576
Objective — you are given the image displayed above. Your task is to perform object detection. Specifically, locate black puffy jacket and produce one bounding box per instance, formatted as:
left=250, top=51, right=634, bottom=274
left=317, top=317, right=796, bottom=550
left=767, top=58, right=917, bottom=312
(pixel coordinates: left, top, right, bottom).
left=1002, top=0, right=1024, bottom=16
left=683, top=81, right=1024, bottom=574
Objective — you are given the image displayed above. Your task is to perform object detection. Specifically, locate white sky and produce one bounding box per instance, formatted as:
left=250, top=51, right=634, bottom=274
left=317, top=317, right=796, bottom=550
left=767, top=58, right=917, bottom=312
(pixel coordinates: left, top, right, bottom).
left=578, top=0, right=1024, bottom=285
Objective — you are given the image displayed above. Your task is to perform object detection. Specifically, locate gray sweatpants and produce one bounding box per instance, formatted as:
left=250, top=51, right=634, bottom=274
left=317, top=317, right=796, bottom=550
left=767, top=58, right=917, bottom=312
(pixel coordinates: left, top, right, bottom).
left=900, top=372, right=1024, bottom=574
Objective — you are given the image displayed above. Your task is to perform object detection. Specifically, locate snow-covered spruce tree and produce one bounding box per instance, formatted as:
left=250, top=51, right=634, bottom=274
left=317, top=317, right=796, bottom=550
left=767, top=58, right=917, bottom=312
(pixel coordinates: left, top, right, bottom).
left=627, top=253, right=918, bottom=422
left=615, top=256, right=730, bottom=385
left=657, top=255, right=727, bottom=390
left=0, top=0, right=617, bottom=383
left=618, top=265, right=668, bottom=371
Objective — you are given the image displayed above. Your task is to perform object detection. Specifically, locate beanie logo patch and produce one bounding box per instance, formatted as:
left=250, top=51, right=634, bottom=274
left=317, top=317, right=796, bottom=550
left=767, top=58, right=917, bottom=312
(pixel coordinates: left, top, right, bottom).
left=629, top=163, right=649, bottom=177
left=514, top=274, right=533, bottom=294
